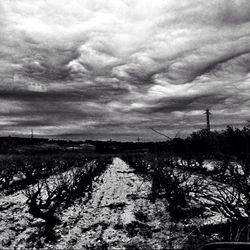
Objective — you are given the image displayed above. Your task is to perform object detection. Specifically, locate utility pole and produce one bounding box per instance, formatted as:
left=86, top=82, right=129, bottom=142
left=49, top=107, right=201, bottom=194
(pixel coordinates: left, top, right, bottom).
left=137, top=136, right=140, bottom=143
left=31, top=129, right=34, bottom=139
left=204, top=109, right=211, bottom=131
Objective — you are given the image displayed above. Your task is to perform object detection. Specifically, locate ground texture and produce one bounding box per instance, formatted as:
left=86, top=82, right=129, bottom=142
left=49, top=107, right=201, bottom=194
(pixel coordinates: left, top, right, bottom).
left=0, top=158, right=223, bottom=249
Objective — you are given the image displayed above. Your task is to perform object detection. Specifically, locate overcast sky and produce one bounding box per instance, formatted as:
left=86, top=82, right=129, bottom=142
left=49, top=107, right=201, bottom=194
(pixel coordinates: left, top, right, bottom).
left=0, top=0, right=250, bottom=141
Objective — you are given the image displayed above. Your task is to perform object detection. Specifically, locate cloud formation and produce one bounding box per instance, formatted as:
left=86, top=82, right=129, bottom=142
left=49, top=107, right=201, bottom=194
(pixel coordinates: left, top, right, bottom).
left=0, top=0, right=250, bottom=140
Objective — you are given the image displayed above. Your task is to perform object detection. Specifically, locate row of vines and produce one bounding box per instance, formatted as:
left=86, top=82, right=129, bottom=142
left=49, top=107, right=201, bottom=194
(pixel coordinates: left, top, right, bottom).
left=121, top=151, right=250, bottom=248
left=0, top=153, right=112, bottom=242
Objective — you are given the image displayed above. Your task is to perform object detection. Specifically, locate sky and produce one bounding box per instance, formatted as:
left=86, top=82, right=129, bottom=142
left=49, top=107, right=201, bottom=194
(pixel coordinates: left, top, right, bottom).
left=0, top=0, right=250, bottom=141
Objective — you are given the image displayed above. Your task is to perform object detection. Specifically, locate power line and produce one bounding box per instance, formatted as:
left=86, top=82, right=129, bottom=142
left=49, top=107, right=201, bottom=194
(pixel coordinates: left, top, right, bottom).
left=149, top=127, right=172, bottom=140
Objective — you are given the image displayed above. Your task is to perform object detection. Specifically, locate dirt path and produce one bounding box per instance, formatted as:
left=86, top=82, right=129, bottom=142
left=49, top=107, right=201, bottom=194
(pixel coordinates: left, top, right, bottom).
left=53, top=157, right=171, bottom=249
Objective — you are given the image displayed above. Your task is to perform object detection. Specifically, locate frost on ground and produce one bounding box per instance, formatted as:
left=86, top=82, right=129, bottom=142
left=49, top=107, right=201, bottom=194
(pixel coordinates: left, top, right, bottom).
left=0, top=157, right=227, bottom=249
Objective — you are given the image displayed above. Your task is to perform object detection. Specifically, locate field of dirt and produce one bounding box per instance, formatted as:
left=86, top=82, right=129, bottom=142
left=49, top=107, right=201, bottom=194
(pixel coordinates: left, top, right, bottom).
left=0, top=157, right=225, bottom=249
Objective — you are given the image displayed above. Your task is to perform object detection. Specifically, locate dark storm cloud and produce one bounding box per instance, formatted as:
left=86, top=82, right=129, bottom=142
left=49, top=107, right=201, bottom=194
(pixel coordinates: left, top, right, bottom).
left=1, top=0, right=250, bottom=139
